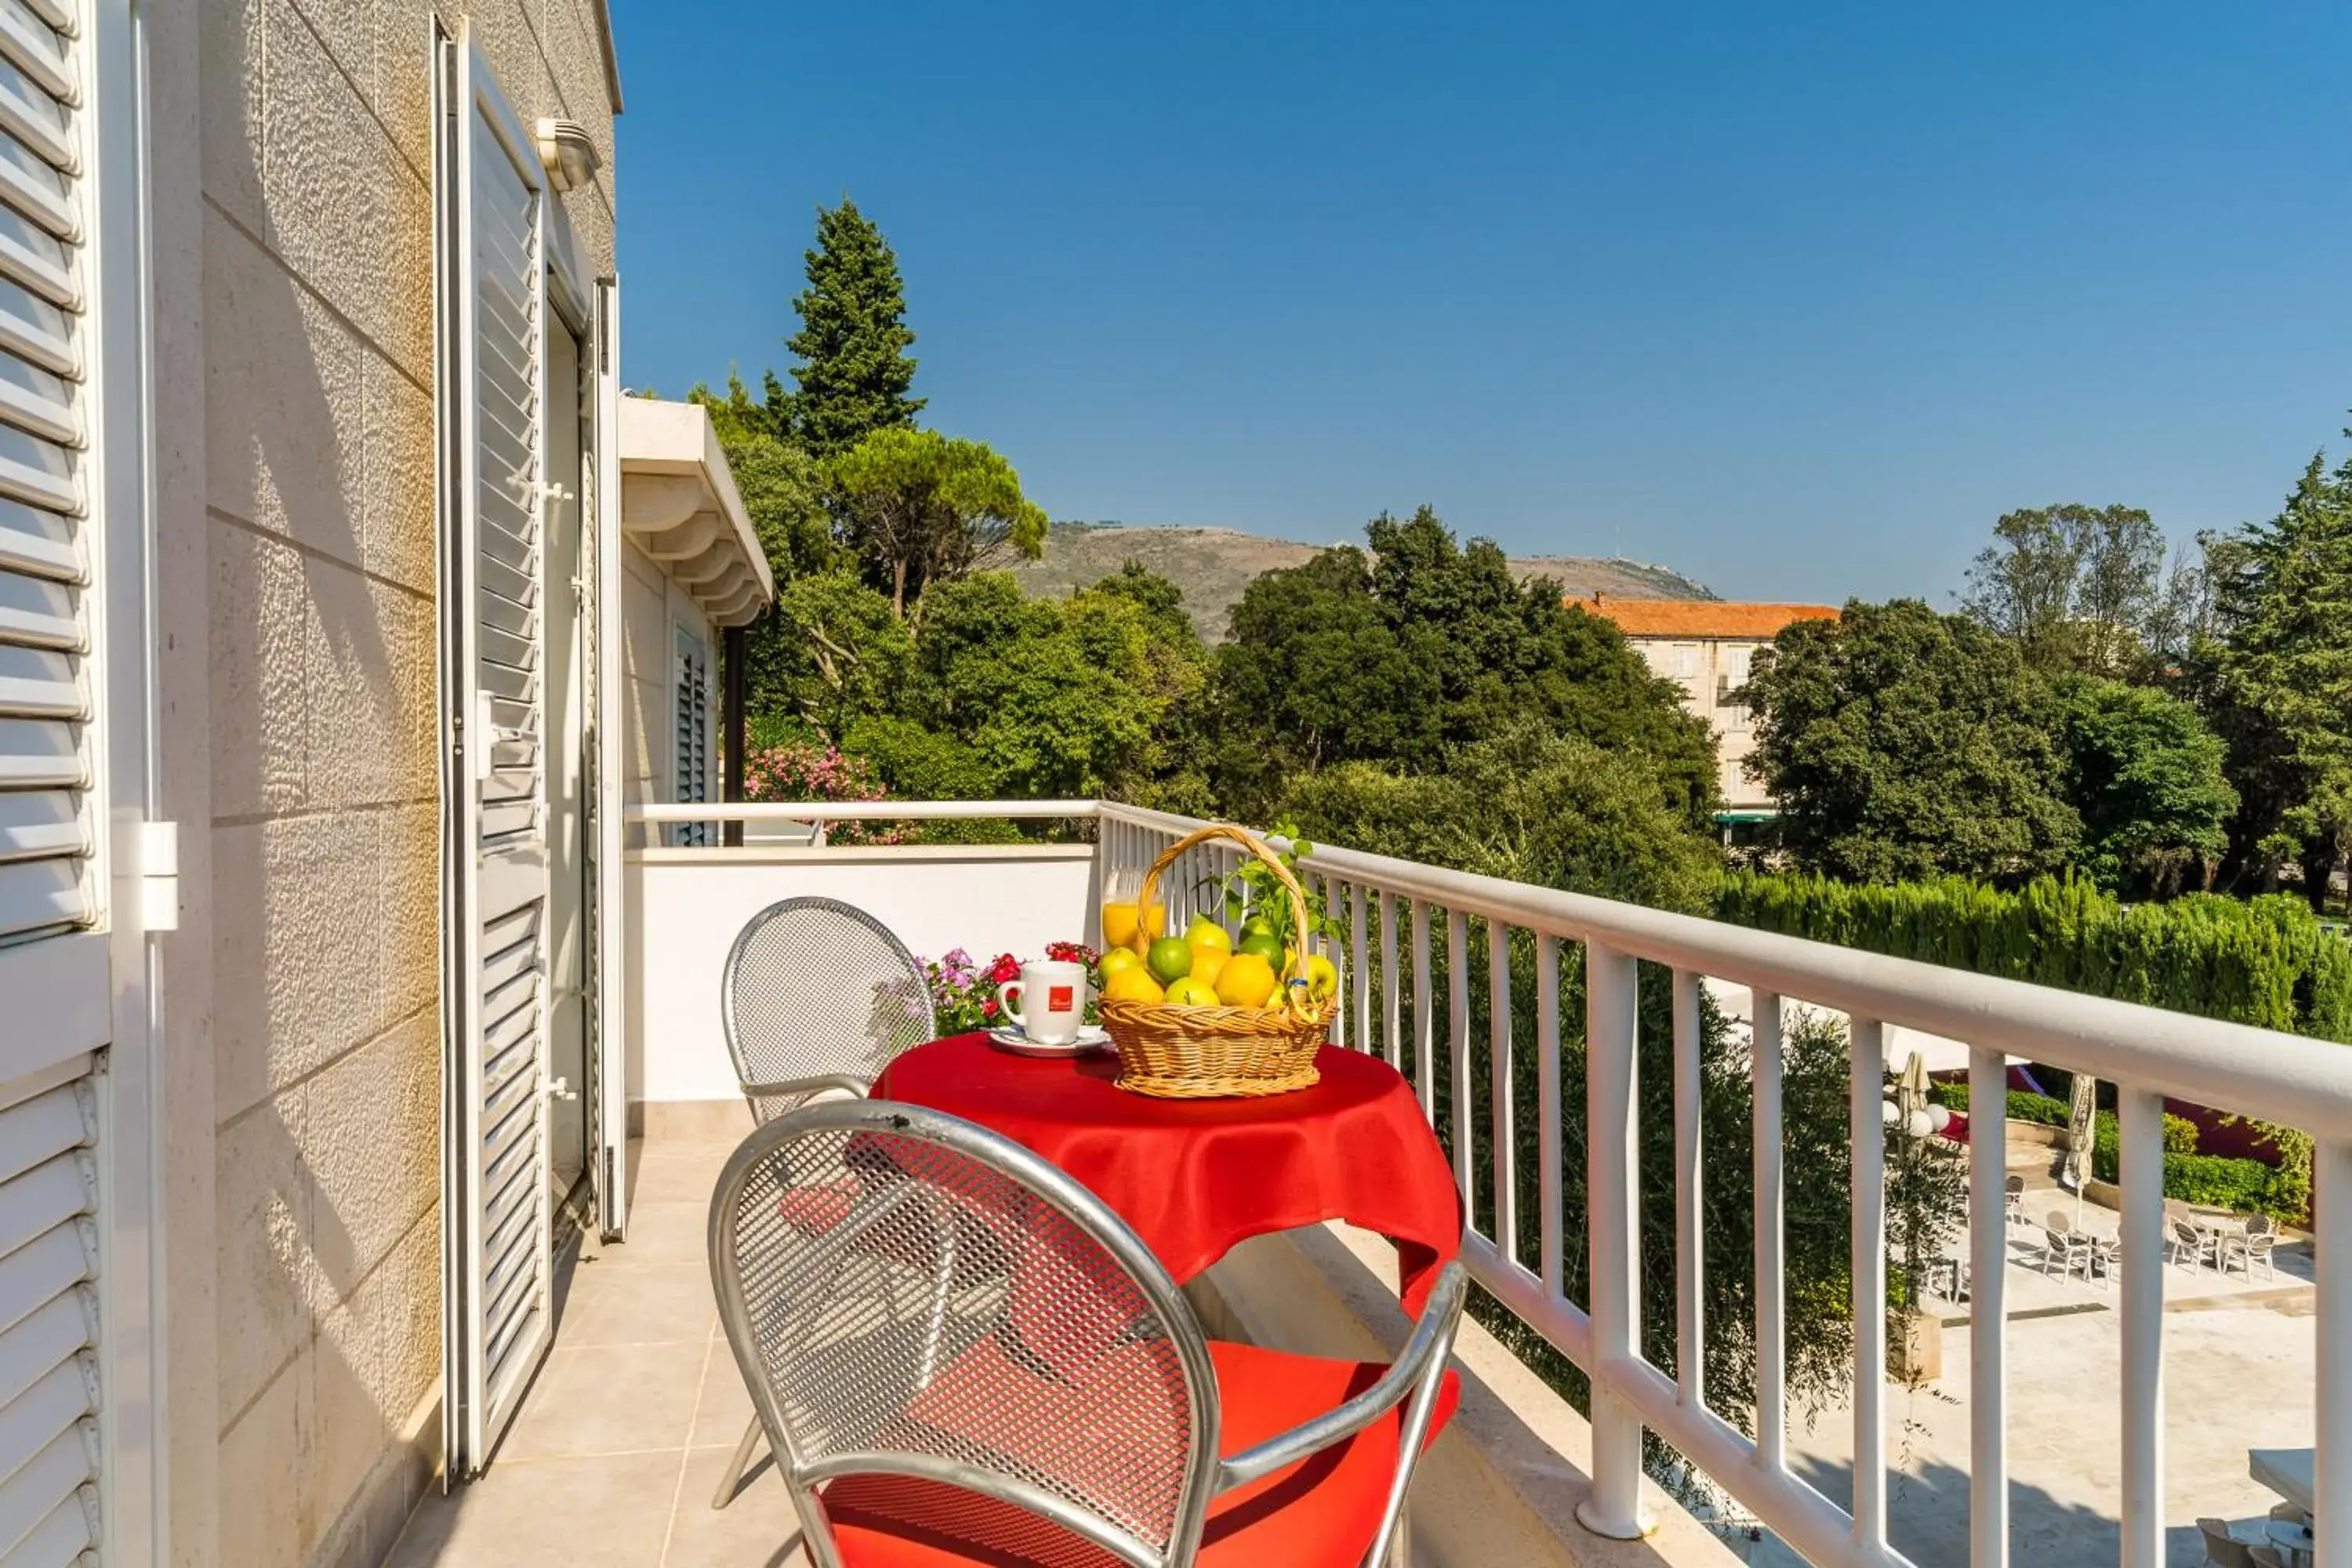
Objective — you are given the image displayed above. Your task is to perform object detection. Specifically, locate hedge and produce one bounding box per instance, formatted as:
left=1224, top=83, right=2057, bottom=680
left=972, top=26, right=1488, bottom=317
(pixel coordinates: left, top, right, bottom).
left=1721, top=872, right=2326, bottom=1217
left=1715, top=873, right=2352, bottom=1040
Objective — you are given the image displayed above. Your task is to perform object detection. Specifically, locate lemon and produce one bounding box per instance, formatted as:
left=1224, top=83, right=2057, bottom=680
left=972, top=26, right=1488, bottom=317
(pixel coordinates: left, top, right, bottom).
left=1189, top=948, right=1229, bottom=989
left=1098, top=947, right=1142, bottom=979
left=1213, top=952, right=1278, bottom=1009
left=1182, top=916, right=1232, bottom=956
left=1163, top=976, right=1219, bottom=1007
left=1306, top=953, right=1340, bottom=1000
left=1102, top=967, right=1166, bottom=1006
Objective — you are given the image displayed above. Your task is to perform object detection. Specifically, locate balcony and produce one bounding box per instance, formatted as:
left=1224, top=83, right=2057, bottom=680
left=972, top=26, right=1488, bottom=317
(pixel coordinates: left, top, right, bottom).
left=389, top=800, right=2339, bottom=1568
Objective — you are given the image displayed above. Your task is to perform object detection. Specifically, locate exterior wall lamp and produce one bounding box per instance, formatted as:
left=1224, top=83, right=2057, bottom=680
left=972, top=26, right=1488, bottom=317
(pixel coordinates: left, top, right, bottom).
left=536, top=117, right=602, bottom=191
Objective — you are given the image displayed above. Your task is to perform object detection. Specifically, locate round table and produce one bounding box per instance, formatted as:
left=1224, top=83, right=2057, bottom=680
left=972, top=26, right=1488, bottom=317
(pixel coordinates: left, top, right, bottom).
left=873, top=1034, right=1467, bottom=1314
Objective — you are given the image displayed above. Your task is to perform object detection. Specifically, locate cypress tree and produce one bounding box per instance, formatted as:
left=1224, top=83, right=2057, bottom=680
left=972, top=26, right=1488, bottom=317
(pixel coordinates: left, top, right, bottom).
left=778, top=198, right=924, bottom=458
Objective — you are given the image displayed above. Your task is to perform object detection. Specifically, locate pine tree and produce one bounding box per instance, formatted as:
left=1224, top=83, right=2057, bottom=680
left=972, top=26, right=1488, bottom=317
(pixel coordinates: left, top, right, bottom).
left=778, top=199, right=924, bottom=457
left=2201, top=449, right=2352, bottom=900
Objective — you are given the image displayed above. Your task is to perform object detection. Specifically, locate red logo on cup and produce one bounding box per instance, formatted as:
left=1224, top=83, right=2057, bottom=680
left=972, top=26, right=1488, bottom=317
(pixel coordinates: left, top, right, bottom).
left=1048, top=985, right=1074, bottom=1011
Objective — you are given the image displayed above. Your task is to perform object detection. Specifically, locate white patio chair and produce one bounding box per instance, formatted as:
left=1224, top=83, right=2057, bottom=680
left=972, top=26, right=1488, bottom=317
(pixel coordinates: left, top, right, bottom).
left=2042, top=1211, right=2098, bottom=1280
left=710, top=1099, right=1468, bottom=1567
left=2003, top=1174, right=2025, bottom=1225
left=2165, top=1217, right=2214, bottom=1271
left=2222, top=1214, right=2280, bottom=1283
left=2198, top=1517, right=2256, bottom=1568
left=720, top=896, right=936, bottom=1123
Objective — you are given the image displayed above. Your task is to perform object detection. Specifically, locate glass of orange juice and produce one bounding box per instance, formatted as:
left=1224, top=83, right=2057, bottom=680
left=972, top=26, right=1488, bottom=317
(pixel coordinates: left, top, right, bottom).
left=1102, top=869, right=1142, bottom=953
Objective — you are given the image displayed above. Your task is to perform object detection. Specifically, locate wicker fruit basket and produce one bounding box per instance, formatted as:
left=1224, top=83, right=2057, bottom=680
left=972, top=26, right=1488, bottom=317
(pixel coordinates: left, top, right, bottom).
left=1098, top=823, right=1336, bottom=1098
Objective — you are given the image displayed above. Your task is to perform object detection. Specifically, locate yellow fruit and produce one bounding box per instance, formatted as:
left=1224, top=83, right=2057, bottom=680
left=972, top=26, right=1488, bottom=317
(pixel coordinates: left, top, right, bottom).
left=1103, top=967, right=1166, bottom=1006
left=1182, top=916, right=1232, bottom=956
left=1302, top=953, right=1339, bottom=1001
left=1163, top=976, right=1219, bottom=1007
left=1213, top=952, right=1278, bottom=1009
left=1189, top=948, right=1229, bottom=989
left=1098, top=947, right=1142, bottom=979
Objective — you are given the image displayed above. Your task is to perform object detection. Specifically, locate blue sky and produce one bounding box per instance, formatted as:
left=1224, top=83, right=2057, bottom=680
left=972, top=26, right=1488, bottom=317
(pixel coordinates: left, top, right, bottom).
left=612, top=2, right=2352, bottom=604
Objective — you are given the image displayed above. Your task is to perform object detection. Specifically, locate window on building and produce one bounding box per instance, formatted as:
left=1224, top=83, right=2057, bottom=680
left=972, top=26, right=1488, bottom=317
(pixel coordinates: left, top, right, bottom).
left=673, top=627, right=710, bottom=846
left=1673, top=644, right=1699, bottom=678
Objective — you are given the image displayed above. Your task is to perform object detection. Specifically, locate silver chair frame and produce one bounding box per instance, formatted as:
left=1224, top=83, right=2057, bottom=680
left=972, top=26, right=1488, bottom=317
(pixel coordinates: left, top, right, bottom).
left=712, top=897, right=936, bottom=1510
left=709, top=1099, right=1469, bottom=1568
left=719, top=895, right=937, bottom=1116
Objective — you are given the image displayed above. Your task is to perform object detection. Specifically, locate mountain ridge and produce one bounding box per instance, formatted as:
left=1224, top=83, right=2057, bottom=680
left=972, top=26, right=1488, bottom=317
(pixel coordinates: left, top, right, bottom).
left=1008, top=521, right=1718, bottom=642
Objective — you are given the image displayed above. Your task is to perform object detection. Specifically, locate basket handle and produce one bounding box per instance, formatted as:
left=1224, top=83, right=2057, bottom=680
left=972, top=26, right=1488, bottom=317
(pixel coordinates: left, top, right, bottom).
left=1134, top=824, right=1311, bottom=972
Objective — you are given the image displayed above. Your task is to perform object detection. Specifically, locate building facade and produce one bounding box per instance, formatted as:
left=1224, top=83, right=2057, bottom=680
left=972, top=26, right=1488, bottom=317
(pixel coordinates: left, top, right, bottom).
left=3, top=6, right=767, bottom=1568
left=1578, top=597, right=1838, bottom=816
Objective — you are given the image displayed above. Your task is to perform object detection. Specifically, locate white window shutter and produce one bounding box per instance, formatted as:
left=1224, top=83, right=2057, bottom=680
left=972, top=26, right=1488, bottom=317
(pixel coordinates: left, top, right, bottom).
left=0, top=0, right=111, bottom=1559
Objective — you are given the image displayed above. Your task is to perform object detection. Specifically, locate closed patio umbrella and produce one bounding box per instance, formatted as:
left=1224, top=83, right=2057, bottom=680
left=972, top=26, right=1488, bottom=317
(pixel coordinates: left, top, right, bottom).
left=2060, top=1071, right=2098, bottom=1226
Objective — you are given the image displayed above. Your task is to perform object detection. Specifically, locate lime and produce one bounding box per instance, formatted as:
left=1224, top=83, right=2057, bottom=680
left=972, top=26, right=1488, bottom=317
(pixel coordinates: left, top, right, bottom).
left=1098, top=947, right=1142, bottom=979
left=1146, top=936, right=1196, bottom=985
left=1163, top=976, right=1219, bottom=1007
left=1236, top=932, right=1283, bottom=964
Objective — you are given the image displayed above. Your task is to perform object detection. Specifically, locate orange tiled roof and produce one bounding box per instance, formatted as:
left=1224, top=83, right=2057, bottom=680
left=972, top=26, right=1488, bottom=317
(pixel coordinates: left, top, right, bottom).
left=1575, top=596, right=1840, bottom=639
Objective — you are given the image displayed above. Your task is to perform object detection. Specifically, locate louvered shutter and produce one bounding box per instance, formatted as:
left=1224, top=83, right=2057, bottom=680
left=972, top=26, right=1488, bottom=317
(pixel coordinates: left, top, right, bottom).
left=670, top=629, right=706, bottom=848
left=443, top=36, right=554, bottom=1475
left=0, top=0, right=111, bottom=1559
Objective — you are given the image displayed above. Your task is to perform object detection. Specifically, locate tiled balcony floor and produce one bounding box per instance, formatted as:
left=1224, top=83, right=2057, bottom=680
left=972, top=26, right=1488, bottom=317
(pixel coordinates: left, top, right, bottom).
left=384, top=1134, right=812, bottom=1568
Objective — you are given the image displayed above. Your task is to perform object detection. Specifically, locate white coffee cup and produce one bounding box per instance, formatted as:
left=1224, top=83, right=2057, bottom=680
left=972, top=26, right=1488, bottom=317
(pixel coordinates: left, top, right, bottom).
left=997, top=960, right=1088, bottom=1046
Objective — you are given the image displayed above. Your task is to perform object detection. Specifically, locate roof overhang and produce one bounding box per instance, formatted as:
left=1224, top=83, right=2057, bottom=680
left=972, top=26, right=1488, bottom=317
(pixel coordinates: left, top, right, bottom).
left=618, top=397, right=775, bottom=628
left=589, top=0, right=623, bottom=113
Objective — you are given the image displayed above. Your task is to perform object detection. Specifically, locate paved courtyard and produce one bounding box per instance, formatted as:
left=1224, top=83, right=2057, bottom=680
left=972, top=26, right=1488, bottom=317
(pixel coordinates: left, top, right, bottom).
left=1751, top=1215, right=2316, bottom=1566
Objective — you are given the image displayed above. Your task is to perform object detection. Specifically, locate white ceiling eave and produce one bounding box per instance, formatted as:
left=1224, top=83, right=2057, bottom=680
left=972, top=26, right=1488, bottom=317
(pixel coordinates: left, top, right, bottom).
left=616, top=397, right=777, bottom=628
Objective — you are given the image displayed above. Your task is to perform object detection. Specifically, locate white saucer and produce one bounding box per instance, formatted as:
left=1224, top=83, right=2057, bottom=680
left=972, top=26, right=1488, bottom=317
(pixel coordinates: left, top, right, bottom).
left=986, top=1024, right=1112, bottom=1057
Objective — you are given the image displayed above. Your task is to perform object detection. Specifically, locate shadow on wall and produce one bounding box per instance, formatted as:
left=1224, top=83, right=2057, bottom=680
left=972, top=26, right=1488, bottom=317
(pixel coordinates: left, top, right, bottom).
left=205, top=6, right=440, bottom=1568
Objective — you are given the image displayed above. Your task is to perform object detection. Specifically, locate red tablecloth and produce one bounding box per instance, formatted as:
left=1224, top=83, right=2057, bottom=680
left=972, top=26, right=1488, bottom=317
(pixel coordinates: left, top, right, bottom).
left=873, top=1035, right=1466, bottom=1316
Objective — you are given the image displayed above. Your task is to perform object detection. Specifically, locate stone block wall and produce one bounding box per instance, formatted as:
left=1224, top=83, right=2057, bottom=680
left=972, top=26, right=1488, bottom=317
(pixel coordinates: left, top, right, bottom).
left=194, top=2, right=619, bottom=1565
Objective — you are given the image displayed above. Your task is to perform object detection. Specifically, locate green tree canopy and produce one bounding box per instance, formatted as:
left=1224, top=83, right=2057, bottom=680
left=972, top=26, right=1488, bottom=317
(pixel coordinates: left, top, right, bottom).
left=2056, top=677, right=2235, bottom=897
left=777, top=198, right=923, bottom=456
left=1283, top=728, right=1724, bottom=912
left=1960, top=503, right=2172, bottom=675
left=1741, top=599, right=2082, bottom=883
left=896, top=572, right=1196, bottom=800
left=830, top=427, right=1049, bottom=617
left=1207, top=507, right=1717, bottom=824
left=753, top=571, right=915, bottom=743
left=2198, top=448, right=2352, bottom=899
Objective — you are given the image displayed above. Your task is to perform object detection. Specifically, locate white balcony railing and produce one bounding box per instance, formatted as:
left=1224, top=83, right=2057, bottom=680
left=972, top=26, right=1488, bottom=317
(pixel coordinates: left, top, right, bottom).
left=628, top=797, right=2352, bottom=1568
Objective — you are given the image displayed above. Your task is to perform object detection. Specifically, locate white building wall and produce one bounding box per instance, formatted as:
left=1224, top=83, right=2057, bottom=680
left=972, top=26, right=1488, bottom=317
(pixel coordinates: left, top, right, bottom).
left=175, top=5, right=621, bottom=1566
left=1632, top=635, right=1773, bottom=812
left=626, top=848, right=1098, bottom=1131
left=616, top=538, right=720, bottom=847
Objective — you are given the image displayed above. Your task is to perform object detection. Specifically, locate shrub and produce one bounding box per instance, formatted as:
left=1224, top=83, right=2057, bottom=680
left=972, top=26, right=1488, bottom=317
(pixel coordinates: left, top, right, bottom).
left=1933, top=1081, right=2292, bottom=1219
left=1720, top=872, right=2325, bottom=1217
left=740, top=738, right=909, bottom=845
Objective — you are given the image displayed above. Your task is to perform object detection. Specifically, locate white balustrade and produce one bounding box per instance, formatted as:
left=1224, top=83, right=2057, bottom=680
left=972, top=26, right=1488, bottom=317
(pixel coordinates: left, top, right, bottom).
left=631, top=797, right=2352, bottom=1568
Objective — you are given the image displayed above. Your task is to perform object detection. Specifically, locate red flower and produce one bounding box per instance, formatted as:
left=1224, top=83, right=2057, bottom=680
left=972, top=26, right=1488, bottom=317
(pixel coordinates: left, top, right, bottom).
left=989, top=954, right=1020, bottom=982
left=982, top=997, right=999, bottom=1018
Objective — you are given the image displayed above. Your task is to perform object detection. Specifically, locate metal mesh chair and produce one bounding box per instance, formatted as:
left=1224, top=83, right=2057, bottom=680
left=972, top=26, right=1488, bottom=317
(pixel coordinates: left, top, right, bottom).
left=720, top=896, right=935, bottom=1123
left=710, top=1100, right=1468, bottom=1567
